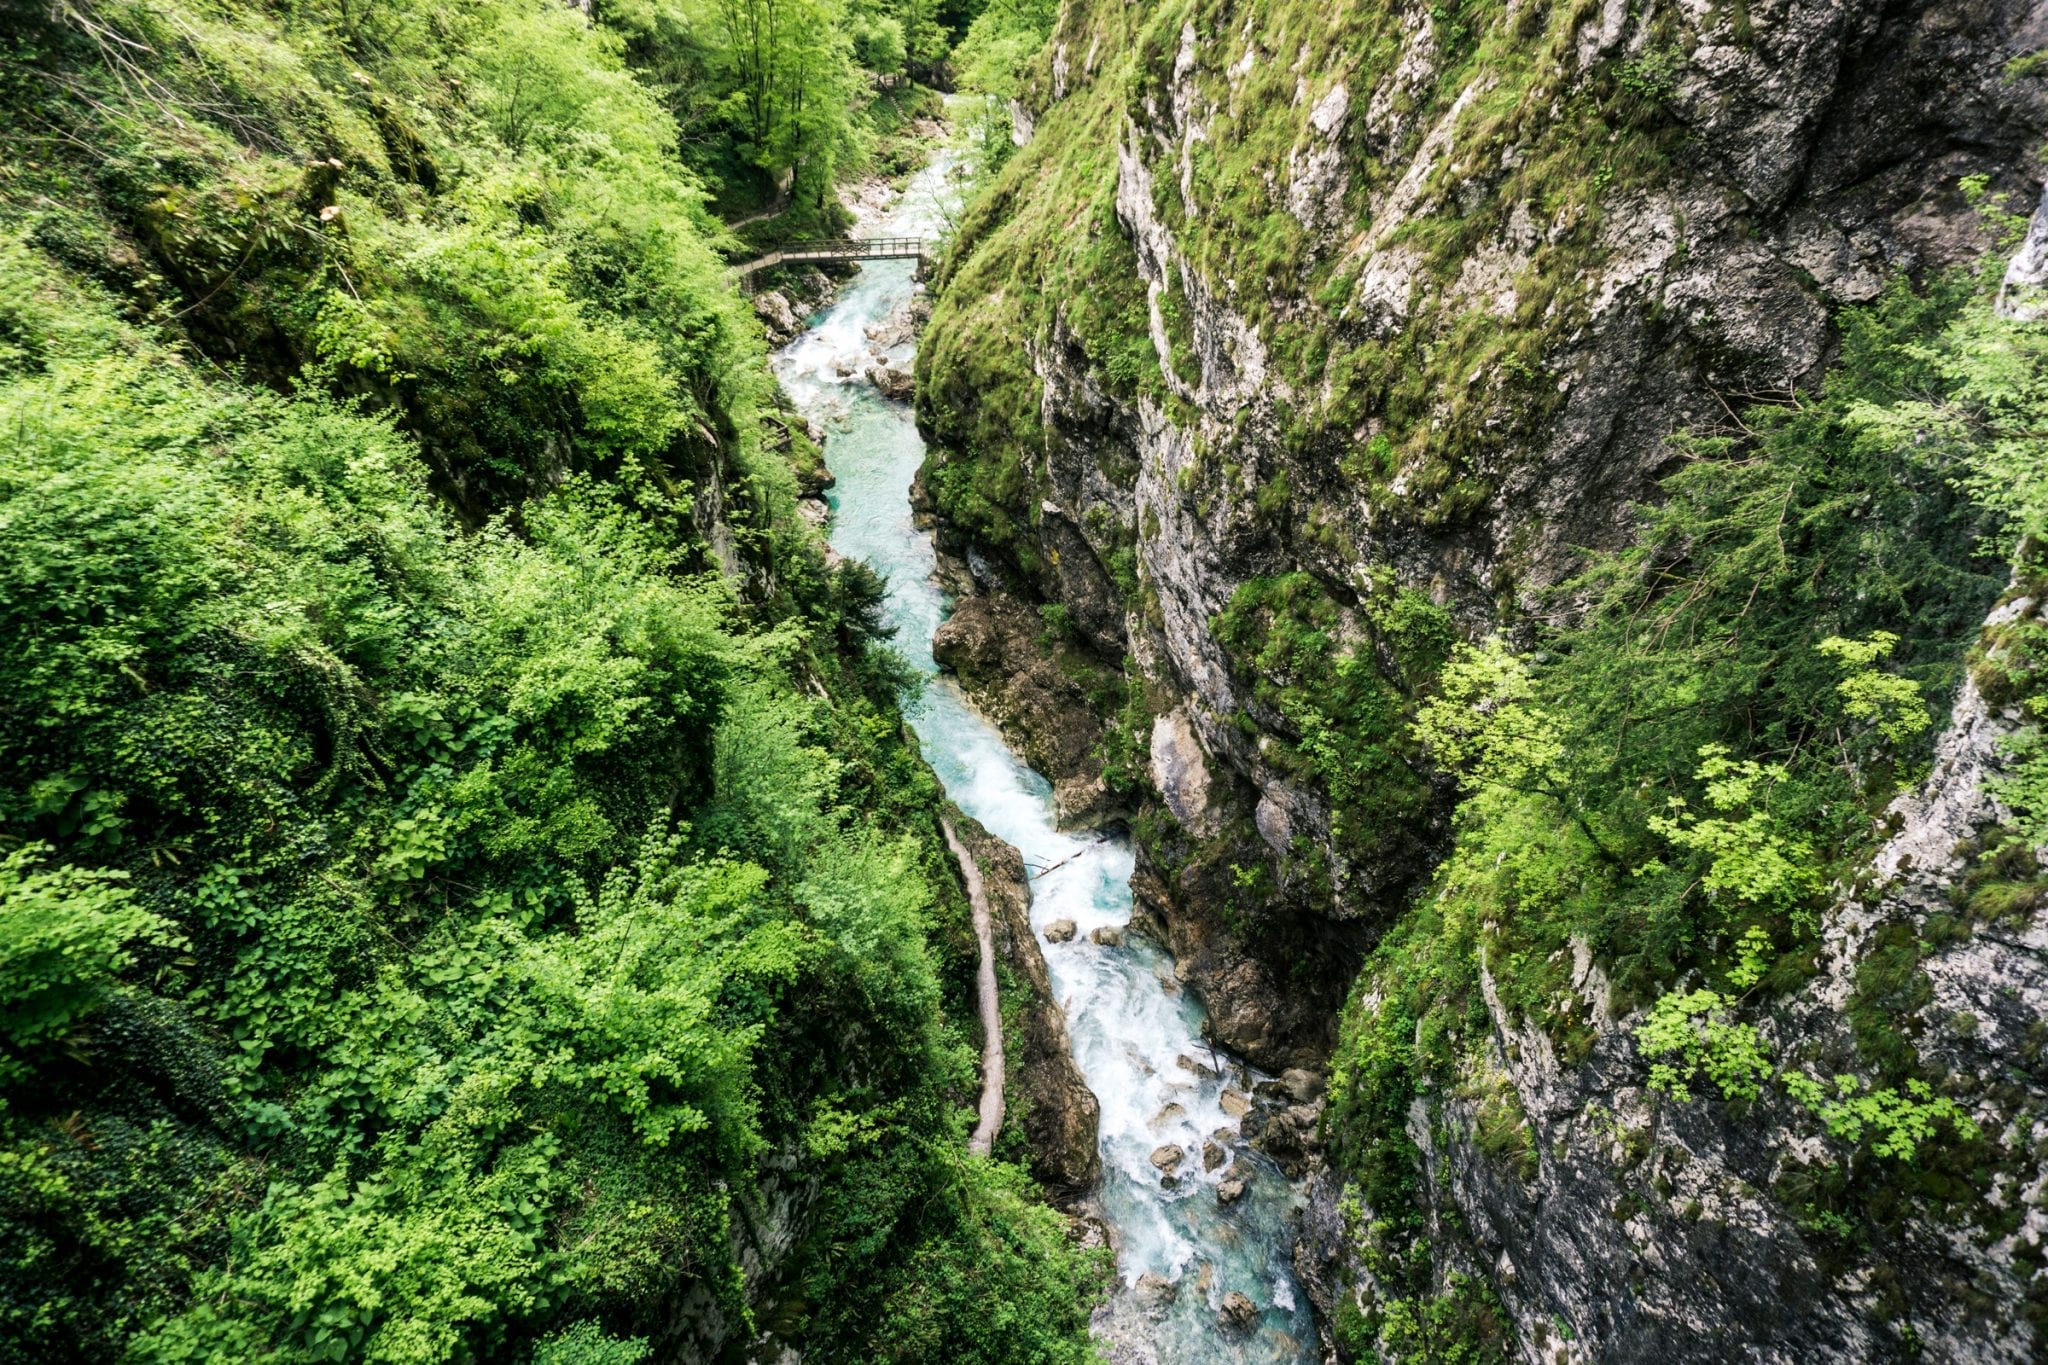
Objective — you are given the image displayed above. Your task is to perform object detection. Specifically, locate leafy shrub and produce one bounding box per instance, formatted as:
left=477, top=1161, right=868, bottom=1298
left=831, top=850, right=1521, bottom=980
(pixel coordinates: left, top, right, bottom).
left=0, top=8, right=1100, bottom=1360
left=0, top=848, right=179, bottom=1081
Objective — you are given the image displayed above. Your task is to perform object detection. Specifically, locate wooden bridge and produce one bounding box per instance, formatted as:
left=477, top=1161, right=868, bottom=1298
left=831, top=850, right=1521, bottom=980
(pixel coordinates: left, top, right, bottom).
left=735, top=237, right=930, bottom=290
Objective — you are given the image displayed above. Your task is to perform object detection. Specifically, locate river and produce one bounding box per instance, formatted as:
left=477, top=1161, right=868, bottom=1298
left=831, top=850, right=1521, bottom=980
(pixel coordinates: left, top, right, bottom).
left=769, top=144, right=1317, bottom=1365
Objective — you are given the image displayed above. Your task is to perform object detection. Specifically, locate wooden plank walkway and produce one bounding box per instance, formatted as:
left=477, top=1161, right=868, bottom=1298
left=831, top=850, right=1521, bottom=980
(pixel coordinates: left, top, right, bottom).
left=734, top=237, right=929, bottom=290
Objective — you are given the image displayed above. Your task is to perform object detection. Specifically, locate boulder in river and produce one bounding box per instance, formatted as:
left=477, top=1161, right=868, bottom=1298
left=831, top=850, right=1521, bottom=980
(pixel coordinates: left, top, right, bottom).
left=1219, top=1291, right=1258, bottom=1330
left=1217, top=1176, right=1248, bottom=1205
left=1044, top=919, right=1077, bottom=943
left=1132, top=1271, right=1177, bottom=1312
left=1150, top=1102, right=1186, bottom=1127
left=1285, top=1101, right=1328, bottom=1154
left=866, top=364, right=914, bottom=400
left=1088, top=924, right=1123, bottom=946
left=1219, top=1088, right=1251, bottom=1118
left=1149, top=1143, right=1185, bottom=1173
left=1202, top=1140, right=1227, bottom=1171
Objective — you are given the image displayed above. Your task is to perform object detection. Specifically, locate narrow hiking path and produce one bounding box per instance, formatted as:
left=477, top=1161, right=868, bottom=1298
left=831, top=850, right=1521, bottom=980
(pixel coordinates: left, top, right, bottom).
left=943, top=816, right=1006, bottom=1157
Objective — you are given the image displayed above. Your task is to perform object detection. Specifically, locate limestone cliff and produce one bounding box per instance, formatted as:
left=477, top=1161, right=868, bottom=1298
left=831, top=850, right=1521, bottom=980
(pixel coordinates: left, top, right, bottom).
left=918, top=0, right=2048, bottom=1356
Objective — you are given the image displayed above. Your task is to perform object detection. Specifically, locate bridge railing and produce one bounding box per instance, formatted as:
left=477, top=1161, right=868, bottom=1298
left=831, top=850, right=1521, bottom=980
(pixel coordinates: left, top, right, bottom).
left=775, top=237, right=927, bottom=259
left=734, top=237, right=931, bottom=289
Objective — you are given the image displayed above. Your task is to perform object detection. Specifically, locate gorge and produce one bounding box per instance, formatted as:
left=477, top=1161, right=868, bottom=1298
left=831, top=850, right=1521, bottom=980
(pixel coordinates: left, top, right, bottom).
left=3, top=0, right=2048, bottom=1362
left=771, top=145, right=1319, bottom=1361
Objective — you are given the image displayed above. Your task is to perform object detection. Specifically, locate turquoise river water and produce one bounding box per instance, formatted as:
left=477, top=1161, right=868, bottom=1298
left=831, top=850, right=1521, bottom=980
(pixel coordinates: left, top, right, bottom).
left=770, top=149, right=1316, bottom=1365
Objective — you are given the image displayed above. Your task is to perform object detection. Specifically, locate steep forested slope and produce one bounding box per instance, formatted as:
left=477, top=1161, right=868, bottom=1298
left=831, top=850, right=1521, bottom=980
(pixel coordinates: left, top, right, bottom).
left=917, top=0, right=2048, bottom=1357
left=0, top=2, right=1099, bottom=1362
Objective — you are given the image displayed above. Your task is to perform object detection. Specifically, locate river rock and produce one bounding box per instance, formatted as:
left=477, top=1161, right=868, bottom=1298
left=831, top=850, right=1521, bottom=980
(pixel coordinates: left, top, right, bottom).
left=1043, top=919, right=1076, bottom=943
left=1202, top=1139, right=1227, bottom=1171
left=1088, top=924, right=1123, bottom=947
left=1132, top=1271, right=1177, bottom=1311
left=1217, top=1177, right=1247, bottom=1205
left=1149, top=1143, right=1185, bottom=1173
left=1219, top=1088, right=1251, bottom=1118
left=1247, top=1102, right=1311, bottom=1177
left=1280, top=1068, right=1325, bottom=1103
left=866, top=364, right=914, bottom=401
left=1150, top=1102, right=1185, bottom=1127
left=1053, top=772, right=1120, bottom=829
left=1219, top=1291, right=1258, bottom=1330
left=864, top=315, right=913, bottom=349
left=1126, top=903, right=1169, bottom=944
left=752, top=290, right=800, bottom=344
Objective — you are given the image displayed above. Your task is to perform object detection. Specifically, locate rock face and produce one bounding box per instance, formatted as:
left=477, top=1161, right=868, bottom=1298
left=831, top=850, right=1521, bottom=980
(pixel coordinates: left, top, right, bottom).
left=1298, top=637, right=2048, bottom=1360
left=930, top=592, right=1129, bottom=829
left=916, top=0, right=2048, bottom=1356
left=752, top=290, right=800, bottom=344
left=866, top=363, right=914, bottom=401
left=948, top=814, right=1101, bottom=1194
left=919, top=0, right=2048, bottom=1066
left=662, top=1146, right=817, bottom=1361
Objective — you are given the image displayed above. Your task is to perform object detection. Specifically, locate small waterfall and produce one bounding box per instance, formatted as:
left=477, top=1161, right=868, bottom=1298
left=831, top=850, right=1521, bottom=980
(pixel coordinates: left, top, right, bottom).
left=770, top=142, right=1316, bottom=1365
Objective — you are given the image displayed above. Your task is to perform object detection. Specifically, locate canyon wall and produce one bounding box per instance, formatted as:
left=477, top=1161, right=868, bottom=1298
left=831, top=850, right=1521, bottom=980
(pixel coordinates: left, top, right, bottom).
left=918, top=0, right=2048, bottom=1356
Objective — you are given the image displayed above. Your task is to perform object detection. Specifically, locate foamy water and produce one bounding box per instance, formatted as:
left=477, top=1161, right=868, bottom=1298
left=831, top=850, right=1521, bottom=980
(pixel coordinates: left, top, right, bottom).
left=770, top=138, right=1316, bottom=1364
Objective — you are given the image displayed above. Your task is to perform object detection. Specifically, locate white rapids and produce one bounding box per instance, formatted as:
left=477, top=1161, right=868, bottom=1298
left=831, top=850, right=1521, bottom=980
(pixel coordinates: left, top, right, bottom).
left=769, top=138, right=1317, bottom=1365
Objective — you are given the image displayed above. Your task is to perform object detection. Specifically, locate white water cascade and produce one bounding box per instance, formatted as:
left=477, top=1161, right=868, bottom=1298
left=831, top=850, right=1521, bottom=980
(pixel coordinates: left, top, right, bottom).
left=770, top=145, right=1317, bottom=1365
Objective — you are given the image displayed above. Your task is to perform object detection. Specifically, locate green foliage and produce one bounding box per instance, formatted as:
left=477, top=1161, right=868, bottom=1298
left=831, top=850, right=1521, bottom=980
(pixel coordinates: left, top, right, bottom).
left=1778, top=1074, right=1980, bottom=1164
left=0, top=7, right=1097, bottom=1361
left=1415, top=639, right=1561, bottom=792
left=1634, top=988, right=1772, bottom=1105
left=532, top=1322, right=652, bottom=1365
left=952, top=0, right=1057, bottom=171
left=603, top=0, right=934, bottom=219
left=853, top=14, right=909, bottom=75
left=1373, top=1271, right=1509, bottom=1365
left=1640, top=746, right=1823, bottom=920
left=1210, top=575, right=1452, bottom=881
left=1818, top=632, right=1933, bottom=749
left=0, top=847, right=180, bottom=1082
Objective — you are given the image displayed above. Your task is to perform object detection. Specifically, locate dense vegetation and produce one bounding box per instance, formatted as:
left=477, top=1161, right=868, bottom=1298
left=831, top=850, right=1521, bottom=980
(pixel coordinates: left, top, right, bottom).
left=914, top=0, right=2048, bottom=1350
left=1323, top=257, right=2048, bottom=1359
left=935, top=82, right=2040, bottom=1341
left=0, top=1, right=1102, bottom=1361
